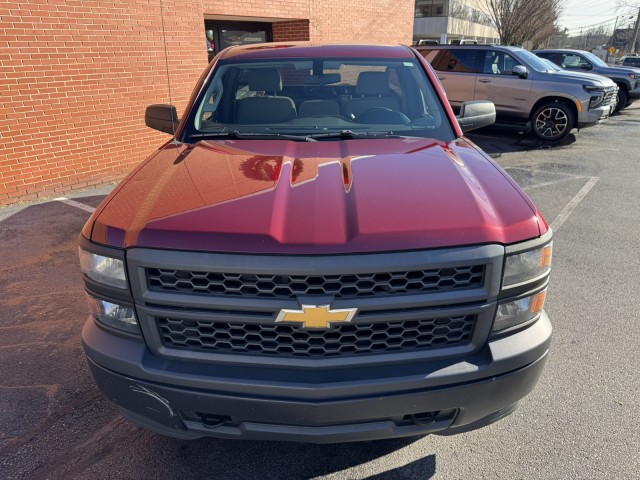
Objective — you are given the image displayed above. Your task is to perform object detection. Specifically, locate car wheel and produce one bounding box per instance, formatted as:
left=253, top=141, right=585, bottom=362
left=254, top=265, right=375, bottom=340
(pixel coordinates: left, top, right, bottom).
left=531, top=102, right=575, bottom=141
left=613, top=88, right=629, bottom=114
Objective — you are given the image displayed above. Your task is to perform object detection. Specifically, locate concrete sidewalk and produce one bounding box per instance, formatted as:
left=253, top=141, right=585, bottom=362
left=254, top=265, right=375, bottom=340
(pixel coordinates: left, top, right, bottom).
left=0, top=184, right=116, bottom=223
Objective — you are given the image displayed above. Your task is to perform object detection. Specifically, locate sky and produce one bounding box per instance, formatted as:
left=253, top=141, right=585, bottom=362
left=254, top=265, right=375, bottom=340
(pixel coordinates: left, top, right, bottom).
left=558, top=0, right=639, bottom=36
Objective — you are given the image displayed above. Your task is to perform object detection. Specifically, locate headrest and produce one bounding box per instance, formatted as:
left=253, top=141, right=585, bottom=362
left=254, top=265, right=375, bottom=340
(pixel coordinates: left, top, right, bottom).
left=356, top=72, right=390, bottom=96
left=247, top=68, right=282, bottom=93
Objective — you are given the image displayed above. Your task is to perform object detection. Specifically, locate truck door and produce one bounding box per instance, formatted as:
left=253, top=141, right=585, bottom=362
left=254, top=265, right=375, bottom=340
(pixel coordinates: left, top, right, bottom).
left=474, top=50, right=533, bottom=123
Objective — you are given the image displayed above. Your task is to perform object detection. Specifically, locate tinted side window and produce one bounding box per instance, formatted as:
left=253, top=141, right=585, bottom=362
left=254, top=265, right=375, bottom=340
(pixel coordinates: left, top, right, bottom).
left=481, top=51, right=519, bottom=75
left=536, top=52, right=561, bottom=66
left=560, top=53, right=590, bottom=69
left=430, top=49, right=480, bottom=73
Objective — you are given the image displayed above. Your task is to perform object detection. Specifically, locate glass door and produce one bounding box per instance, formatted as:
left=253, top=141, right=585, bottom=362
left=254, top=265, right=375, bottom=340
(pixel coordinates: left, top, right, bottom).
left=204, top=21, right=273, bottom=62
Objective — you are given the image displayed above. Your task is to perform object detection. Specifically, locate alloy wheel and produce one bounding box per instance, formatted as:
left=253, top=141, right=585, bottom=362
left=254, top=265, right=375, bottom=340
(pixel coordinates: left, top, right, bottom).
left=535, top=107, right=568, bottom=139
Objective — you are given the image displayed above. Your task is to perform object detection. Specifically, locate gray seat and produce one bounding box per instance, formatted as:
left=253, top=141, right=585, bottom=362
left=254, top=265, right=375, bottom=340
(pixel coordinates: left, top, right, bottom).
left=299, top=100, right=340, bottom=116
left=484, top=55, right=500, bottom=74
left=343, top=72, right=400, bottom=118
left=236, top=69, right=297, bottom=124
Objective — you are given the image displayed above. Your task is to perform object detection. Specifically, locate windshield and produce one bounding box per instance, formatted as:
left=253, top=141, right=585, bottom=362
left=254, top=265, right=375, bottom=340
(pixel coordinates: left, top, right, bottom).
left=514, top=49, right=556, bottom=72
left=581, top=51, right=608, bottom=68
left=536, top=57, right=562, bottom=72
left=623, top=57, right=640, bottom=67
left=185, top=57, right=454, bottom=142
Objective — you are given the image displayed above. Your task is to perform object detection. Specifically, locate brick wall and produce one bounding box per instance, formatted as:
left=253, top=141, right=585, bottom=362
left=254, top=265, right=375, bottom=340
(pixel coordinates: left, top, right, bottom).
left=1, top=1, right=414, bottom=205
left=273, top=20, right=310, bottom=42
left=0, top=0, right=207, bottom=205
left=309, top=1, right=414, bottom=44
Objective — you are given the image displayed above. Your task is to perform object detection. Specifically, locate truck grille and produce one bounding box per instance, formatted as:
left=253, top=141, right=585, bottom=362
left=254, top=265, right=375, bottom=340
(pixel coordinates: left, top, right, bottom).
left=129, top=245, right=502, bottom=364
left=146, top=265, right=484, bottom=299
left=603, top=86, right=617, bottom=107
left=157, top=315, right=476, bottom=358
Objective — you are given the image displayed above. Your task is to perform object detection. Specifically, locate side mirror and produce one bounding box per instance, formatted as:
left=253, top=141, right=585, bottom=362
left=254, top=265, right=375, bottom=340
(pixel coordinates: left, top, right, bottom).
left=512, top=65, right=528, bottom=79
left=581, top=63, right=593, bottom=71
left=456, top=101, right=496, bottom=133
left=145, top=104, right=179, bottom=134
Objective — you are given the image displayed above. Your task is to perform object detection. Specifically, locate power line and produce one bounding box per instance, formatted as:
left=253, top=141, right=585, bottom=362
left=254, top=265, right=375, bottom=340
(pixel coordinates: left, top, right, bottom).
left=565, top=13, right=637, bottom=33
left=566, top=19, right=618, bottom=32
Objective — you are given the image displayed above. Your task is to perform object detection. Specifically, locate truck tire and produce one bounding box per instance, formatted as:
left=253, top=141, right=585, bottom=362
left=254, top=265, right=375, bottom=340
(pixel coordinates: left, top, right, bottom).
left=613, top=87, right=629, bottom=114
left=531, top=102, right=575, bottom=141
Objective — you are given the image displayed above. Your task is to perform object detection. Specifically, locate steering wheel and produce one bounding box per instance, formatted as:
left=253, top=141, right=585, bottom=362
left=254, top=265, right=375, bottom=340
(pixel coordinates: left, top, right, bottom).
left=353, top=107, right=411, bottom=125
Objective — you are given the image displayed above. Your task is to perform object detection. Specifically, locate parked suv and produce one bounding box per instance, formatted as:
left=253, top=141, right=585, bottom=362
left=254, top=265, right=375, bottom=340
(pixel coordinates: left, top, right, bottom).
left=417, top=45, right=617, bottom=140
left=621, top=55, right=640, bottom=68
left=534, top=49, right=640, bottom=113
left=80, top=43, right=553, bottom=443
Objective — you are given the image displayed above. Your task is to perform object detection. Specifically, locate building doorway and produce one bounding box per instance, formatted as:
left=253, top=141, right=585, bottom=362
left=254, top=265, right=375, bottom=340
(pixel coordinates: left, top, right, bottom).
left=205, top=20, right=273, bottom=61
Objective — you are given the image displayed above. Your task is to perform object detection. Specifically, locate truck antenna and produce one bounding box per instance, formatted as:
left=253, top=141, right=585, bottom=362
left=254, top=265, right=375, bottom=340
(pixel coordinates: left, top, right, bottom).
left=159, top=0, right=177, bottom=141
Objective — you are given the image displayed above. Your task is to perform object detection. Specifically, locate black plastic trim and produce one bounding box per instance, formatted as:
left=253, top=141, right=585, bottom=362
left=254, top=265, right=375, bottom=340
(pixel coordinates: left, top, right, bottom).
left=503, top=229, right=553, bottom=256
left=138, top=303, right=495, bottom=368
left=84, top=349, right=549, bottom=442
left=127, top=244, right=503, bottom=308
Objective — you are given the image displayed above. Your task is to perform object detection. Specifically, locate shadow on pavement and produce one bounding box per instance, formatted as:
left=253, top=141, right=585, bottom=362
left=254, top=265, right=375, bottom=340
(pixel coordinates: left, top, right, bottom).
left=367, top=454, right=436, bottom=479
left=467, top=125, right=577, bottom=157
left=152, top=434, right=433, bottom=479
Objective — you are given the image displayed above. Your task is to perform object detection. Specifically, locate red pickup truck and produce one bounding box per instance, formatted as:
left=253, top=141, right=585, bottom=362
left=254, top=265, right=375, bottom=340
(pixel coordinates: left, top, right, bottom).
left=79, top=43, right=552, bottom=443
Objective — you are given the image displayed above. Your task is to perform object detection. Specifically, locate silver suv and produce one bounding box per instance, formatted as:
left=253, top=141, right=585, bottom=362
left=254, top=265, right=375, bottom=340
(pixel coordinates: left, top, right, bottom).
left=416, top=45, right=617, bottom=140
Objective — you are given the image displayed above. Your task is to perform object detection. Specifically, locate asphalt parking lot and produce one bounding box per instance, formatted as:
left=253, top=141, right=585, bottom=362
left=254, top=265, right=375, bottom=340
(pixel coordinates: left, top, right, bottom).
left=1, top=105, right=639, bottom=479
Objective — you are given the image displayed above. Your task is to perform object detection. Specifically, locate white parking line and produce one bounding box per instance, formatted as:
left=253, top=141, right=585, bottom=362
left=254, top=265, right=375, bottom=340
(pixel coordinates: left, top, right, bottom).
left=506, top=166, right=583, bottom=177
left=523, top=176, right=585, bottom=191
left=54, top=197, right=96, bottom=213
left=550, top=177, right=599, bottom=232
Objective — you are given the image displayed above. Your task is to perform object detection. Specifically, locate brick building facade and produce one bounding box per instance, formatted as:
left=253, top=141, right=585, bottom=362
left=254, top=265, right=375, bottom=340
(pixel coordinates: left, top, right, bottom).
left=0, top=1, right=414, bottom=205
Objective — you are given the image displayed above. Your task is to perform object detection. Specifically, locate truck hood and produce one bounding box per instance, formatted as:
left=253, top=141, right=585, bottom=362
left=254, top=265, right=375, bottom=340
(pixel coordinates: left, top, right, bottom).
left=600, top=65, right=640, bottom=77
left=544, top=69, right=616, bottom=87
left=89, top=138, right=542, bottom=254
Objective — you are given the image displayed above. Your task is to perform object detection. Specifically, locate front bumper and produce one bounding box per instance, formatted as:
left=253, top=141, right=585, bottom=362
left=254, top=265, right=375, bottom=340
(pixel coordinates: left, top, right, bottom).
left=629, top=84, right=640, bottom=100
left=577, top=104, right=612, bottom=128
left=82, top=311, right=552, bottom=443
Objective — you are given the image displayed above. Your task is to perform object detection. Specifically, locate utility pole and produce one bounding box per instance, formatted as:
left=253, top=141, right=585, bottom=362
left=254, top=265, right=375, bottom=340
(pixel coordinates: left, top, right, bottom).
left=606, top=13, right=635, bottom=61
left=606, top=16, right=620, bottom=62
left=579, top=27, right=583, bottom=49
left=631, top=7, right=640, bottom=53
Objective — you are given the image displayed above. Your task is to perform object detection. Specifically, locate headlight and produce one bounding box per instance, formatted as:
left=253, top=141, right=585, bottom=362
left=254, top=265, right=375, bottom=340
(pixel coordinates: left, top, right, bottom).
left=583, top=86, right=604, bottom=108
left=630, top=74, right=636, bottom=79
left=588, top=94, right=604, bottom=109
left=503, top=242, right=552, bottom=288
left=86, top=294, right=139, bottom=334
left=79, top=248, right=127, bottom=289
left=493, top=289, right=546, bottom=333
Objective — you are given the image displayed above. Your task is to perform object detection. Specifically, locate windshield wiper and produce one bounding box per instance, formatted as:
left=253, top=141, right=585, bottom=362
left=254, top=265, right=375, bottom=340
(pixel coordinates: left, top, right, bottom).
left=191, top=131, right=317, bottom=142
left=307, top=130, right=407, bottom=140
